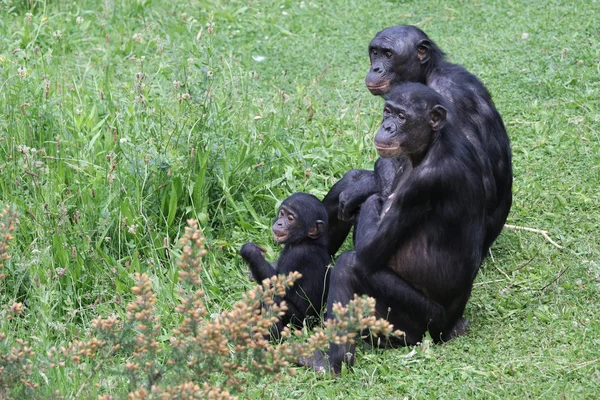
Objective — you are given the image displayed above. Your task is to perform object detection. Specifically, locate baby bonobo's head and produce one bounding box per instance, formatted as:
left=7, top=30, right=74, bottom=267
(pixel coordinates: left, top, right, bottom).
left=272, top=193, right=328, bottom=246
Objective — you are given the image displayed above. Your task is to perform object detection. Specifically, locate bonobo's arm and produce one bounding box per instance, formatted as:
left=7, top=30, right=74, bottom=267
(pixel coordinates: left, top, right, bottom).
left=240, top=242, right=276, bottom=283
left=355, top=170, right=436, bottom=267
left=323, top=169, right=378, bottom=221
left=338, top=174, right=379, bottom=221
left=336, top=158, right=410, bottom=220
left=322, top=169, right=378, bottom=256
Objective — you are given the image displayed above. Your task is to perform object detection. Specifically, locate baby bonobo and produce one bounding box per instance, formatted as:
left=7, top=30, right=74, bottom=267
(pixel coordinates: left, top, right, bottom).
left=240, top=193, right=331, bottom=340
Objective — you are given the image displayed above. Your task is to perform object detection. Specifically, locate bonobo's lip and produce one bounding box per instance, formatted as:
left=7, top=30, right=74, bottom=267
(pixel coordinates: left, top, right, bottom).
left=273, top=232, right=288, bottom=243
left=375, top=144, right=400, bottom=158
left=374, top=143, right=399, bottom=151
left=366, top=83, right=389, bottom=94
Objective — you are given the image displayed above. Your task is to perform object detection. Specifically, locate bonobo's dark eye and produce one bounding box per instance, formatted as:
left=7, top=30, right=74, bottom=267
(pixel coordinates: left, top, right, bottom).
left=384, top=107, right=391, bottom=116
left=279, top=210, right=285, bottom=218
left=287, top=214, right=295, bottom=222
left=385, top=51, right=393, bottom=59
left=371, top=49, right=378, bottom=56
left=397, top=112, right=406, bottom=121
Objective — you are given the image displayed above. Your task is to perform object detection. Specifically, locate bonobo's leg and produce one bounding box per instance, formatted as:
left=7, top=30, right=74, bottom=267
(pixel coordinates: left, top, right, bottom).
left=301, top=253, right=467, bottom=374
left=322, top=170, right=378, bottom=256
left=483, top=188, right=513, bottom=255
left=299, top=251, right=367, bottom=374
left=325, top=252, right=367, bottom=373
left=269, top=300, right=304, bottom=341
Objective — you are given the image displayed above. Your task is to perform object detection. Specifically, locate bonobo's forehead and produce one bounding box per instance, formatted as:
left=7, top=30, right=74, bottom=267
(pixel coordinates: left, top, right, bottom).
left=281, top=193, right=328, bottom=224
left=385, top=83, right=444, bottom=110
left=284, top=193, right=321, bottom=208
left=372, top=25, right=428, bottom=50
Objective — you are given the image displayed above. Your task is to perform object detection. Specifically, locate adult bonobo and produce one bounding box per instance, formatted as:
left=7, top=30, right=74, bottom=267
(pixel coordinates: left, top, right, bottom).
left=302, top=84, right=486, bottom=374
left=240, top=193, right=331, bottom=340
left=325, top=25, right=512, bottom=257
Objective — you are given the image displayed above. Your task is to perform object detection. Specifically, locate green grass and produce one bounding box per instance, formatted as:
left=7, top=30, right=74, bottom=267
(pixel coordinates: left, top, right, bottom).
left=1, top=0, right=599, bottom=398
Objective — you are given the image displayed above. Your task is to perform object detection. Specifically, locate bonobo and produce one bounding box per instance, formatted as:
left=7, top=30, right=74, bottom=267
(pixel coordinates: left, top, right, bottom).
left=302, top=84, right=486, bottom=374
left=324, top=25, right=512, bottom=257
left=240, top=193, right=330, bottom=339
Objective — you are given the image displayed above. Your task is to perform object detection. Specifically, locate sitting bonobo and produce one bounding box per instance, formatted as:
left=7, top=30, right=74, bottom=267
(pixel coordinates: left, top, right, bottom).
left=301, top=83, right=486, bottom=374
left=240, top=193, right=331, bottom=339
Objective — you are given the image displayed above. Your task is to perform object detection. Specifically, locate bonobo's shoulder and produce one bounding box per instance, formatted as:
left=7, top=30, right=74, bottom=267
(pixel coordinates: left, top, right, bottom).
left=430, top=63, right=491, bottom=97
left=426, top=131, right=482, bottom=177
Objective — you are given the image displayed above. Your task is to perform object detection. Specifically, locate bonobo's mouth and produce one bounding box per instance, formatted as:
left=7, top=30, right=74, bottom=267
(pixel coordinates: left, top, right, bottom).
left=374, top=143, right=400, bottom=158
left=374, top=143, right=399, bottom=151
left=366, top=82, right=390, bottom=95
left=273, top=232, right=288, bottom=244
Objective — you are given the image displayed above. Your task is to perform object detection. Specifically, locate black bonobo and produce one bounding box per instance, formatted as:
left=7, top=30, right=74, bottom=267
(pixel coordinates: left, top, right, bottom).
left=324, top=25, right=512, bottom=257
left=240, top=193, right=331, bottom=339
left=301, top=83, right=486, bottom=374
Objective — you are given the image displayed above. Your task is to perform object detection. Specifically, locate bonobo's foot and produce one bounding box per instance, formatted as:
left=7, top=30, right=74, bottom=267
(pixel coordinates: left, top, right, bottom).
left=297, top=350, right=337, bottom=375
left=444, top=317, right=469, bottom=341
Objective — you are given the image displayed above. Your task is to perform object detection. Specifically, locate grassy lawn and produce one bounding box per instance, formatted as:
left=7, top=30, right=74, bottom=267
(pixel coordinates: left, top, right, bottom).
left=1, top=0, right=599, bottom=398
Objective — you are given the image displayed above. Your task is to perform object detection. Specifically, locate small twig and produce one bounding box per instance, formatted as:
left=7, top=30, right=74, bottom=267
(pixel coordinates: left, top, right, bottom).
left=504, top=224, right=563, bottom=249
left=75, top=356, right=109, bottom=398
left=540, top=263, right=571, bottom=292
left=508, top=249, right=540, bottom=273
left=493, top=263, right=511, bottom=280
left=310, top=64, right=329, bottom=86
left=473, top=279, right=505, bottom=287
left=572, top=357, right=600, bottom=371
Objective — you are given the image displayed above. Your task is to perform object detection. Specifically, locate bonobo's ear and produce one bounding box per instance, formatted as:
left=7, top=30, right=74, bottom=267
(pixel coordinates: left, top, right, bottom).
left=308, top=220, right=326, bottom=239
left=429, top=105, right=447, bottom=131
left=417, top=39, right=431, bottom=64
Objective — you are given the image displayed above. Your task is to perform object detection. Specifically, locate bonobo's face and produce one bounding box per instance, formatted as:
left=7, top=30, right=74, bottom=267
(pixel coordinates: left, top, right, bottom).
left=374, top=84, right=447, bottom=162
left=272, top=205, right=297, bottom=244
left=365, top=26, right=431, bottom=96
left=272, top=194, right=327, bottom=245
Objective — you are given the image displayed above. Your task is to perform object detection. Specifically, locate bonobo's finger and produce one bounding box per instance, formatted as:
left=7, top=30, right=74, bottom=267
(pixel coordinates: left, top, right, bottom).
left=364, top=193, right=382, bottom=208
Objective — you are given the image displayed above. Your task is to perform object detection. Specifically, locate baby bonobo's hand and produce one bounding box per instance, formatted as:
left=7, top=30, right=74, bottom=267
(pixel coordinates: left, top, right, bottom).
left=240, top=242, right=266, bottom=261
left=240, top=242, right=267, bottom=281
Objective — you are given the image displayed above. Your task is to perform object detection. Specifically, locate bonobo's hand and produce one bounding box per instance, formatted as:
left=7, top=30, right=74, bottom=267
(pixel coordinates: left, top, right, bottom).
left=240, top=242, right=266, bottom=262
left=362, top=194, right=384, bottom=217
left=338, top=190, right=360, bottom=222
left=355, top=194, right=383, bottom=245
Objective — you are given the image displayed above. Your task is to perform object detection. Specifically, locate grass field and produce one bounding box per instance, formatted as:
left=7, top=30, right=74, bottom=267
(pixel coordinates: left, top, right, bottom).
left=1, top=0, right=599, bottom=398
